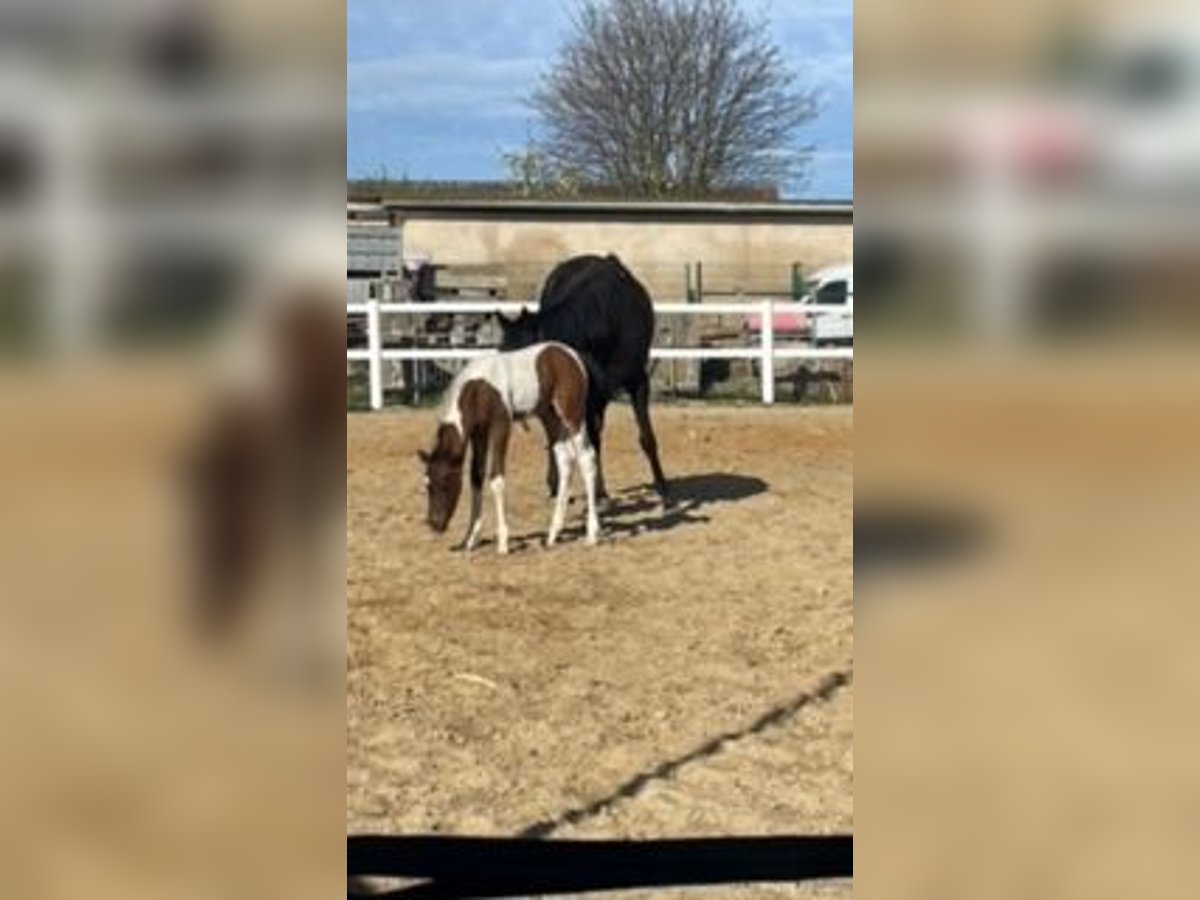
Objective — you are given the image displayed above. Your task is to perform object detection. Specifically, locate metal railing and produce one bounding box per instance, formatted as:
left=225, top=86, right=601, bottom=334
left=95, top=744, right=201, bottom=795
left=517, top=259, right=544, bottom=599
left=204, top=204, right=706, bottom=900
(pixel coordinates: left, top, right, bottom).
left=347, top=300, right=853, bottom=410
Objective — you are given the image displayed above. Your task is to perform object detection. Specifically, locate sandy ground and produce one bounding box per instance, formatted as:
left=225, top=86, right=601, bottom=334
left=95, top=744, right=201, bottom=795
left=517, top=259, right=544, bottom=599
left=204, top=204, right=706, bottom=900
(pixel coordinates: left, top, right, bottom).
left=347, top=404, right=853, bottom=896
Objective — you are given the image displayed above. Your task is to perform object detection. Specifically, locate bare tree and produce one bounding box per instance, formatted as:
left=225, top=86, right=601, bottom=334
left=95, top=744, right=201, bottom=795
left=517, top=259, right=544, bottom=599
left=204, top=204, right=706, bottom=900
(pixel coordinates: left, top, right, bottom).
left=502, top=144, right=583, bottom=198
left=528, top=0, right=818, bottom=197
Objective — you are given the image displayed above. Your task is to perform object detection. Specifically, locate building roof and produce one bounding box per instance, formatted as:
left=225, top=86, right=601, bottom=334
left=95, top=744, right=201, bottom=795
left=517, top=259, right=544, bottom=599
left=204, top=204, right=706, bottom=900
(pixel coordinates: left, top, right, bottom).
left=349, top=198, right=852, bottom=224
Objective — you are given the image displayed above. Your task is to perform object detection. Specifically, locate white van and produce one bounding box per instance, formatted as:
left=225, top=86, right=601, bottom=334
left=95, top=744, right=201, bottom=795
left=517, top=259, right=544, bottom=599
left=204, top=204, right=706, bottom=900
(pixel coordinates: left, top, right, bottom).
left=800, top=264, right=853, bottom=345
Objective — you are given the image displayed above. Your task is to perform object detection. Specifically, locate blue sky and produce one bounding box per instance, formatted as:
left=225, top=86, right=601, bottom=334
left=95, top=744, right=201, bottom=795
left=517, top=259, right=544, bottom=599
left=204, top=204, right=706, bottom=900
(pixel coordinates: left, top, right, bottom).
left=348, top=0, right=852, bottom=199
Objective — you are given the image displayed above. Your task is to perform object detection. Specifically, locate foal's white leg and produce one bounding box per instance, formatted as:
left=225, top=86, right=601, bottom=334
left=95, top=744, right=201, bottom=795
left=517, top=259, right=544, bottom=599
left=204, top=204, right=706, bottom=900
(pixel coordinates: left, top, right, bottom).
left=573, top=431, right=601, bottom=545
left=490, top=475, right=509, bottom=555
left=546, top=441, right=574, bottom=547
left=462, top=486, right=484, bottom=551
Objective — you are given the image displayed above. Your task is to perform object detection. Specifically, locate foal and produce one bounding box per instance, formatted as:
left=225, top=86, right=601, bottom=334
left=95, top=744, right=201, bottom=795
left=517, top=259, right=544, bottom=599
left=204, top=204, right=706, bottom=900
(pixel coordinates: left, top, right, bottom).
left=419, top=342, right=600, bottom=554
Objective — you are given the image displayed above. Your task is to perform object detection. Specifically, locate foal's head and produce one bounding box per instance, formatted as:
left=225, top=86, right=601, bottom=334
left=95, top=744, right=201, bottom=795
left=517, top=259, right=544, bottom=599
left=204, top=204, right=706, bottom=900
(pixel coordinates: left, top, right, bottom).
left=495, top=308, right=540, bottom=351
left=417, top=425, right=464, bottom=533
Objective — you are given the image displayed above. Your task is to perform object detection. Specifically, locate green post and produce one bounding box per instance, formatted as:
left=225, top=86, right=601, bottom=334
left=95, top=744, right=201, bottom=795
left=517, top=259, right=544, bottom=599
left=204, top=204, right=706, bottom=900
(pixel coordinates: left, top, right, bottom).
left=791, top=262, right=805, bottom=301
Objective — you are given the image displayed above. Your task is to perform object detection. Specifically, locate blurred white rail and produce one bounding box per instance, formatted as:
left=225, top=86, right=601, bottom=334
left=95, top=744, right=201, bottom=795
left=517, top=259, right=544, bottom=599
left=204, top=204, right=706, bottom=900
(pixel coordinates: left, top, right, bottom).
left=346, top=300, right=852, bottom=410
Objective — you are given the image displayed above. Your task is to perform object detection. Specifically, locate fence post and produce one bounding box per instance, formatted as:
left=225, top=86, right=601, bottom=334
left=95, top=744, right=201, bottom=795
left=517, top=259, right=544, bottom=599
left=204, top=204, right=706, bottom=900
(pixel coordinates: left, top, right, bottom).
left=367, top=297, right=384, bottom=411
left=761, top=299, right=775, bottom=405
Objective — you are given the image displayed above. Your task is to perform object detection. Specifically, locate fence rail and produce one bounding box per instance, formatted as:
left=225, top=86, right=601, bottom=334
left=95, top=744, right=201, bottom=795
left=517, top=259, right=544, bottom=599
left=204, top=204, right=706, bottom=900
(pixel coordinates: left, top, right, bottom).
left=347, top=300, right=852, bottom=409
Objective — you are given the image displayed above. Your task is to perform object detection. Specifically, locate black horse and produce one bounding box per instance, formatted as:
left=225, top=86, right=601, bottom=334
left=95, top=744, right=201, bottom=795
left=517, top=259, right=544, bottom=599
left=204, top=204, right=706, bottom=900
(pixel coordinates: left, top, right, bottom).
left=496, top=254, right=669, bottom=505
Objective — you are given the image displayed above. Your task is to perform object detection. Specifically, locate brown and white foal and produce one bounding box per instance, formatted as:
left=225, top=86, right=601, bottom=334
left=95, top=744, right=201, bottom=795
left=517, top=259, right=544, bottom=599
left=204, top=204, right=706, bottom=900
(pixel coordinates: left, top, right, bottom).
left=419, top=342, right=600, bottom=553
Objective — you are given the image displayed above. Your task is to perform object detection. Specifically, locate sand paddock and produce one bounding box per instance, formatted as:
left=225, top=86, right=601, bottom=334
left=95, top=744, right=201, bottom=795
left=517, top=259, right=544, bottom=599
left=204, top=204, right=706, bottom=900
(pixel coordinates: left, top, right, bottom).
left=348, top=403, right=852, bottom=895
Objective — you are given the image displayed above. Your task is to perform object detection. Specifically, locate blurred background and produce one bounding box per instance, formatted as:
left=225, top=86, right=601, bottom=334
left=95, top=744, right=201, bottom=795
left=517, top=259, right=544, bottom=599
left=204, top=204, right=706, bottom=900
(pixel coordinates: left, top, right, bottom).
left=856, top=0, right=1200, bottom=895
left=857, top=0, right=1200, bottom=342
left=0, top=1, right=344, bottom=897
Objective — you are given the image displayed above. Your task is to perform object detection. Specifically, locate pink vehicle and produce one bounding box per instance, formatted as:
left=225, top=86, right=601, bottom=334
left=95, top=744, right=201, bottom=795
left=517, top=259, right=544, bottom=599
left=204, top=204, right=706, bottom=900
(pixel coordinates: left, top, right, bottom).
left=744, top=307, right=812, bottom=336
left=743, top=264, right=853, bottom=346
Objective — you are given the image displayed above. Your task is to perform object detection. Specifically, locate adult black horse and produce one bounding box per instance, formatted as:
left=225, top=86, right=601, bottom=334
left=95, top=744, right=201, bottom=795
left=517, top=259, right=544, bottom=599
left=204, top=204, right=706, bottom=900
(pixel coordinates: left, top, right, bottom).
left=495, top=253, right=670, bottom=505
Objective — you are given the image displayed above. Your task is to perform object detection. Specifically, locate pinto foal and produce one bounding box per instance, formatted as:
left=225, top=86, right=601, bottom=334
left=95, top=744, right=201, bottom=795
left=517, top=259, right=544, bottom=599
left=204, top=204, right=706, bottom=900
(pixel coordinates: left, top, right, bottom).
left=419, top=342, right=600, bottom=553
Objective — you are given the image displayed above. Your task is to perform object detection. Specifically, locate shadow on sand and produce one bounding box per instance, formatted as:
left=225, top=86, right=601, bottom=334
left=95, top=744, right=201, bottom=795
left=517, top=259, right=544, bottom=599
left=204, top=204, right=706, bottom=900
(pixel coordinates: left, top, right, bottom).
left=466, top=473, right=769, bottom=553
left=574, top=472, right=768, bottom=543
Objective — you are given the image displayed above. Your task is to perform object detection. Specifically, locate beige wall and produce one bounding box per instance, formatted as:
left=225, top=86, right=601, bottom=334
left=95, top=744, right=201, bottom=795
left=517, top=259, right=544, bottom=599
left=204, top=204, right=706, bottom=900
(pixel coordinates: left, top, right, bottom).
left=402, top=218, right=853, bottom=299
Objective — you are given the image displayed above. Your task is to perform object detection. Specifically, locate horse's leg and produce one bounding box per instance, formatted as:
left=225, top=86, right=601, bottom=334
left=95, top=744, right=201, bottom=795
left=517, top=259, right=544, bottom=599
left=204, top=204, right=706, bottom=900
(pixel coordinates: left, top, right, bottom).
left=573, top=428, right=601, bottom=544
left=630, top=375, right=670, bottom=504
left=545, top=440, right=574, bottom=547
left=487, top=416, right=512, bottom=555
left=460, top=432, right=487, bottom=551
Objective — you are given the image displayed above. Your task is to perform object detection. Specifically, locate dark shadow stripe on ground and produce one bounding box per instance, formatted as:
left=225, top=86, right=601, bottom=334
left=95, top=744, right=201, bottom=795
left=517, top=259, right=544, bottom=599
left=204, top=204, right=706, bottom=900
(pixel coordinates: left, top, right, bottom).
left=518, top=668, right=853, bottom=839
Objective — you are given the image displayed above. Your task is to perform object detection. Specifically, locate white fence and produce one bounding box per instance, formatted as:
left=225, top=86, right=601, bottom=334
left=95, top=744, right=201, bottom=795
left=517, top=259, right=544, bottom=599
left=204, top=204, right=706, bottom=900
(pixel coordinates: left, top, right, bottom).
left=347, top=300, right=853, bottom=410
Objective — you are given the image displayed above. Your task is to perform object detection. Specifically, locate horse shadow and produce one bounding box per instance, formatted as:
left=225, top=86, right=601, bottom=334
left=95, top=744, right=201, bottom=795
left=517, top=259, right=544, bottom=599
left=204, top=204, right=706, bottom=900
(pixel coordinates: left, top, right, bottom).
left=563, top=472, right=768, bottom=544
left=470, top=474, right=768, bottom=553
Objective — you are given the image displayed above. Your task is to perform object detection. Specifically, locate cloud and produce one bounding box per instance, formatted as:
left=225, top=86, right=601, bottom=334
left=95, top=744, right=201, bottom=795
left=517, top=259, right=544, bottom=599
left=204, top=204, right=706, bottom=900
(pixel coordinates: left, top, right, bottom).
left=804, top=49, right=853, bottom=94
left=809, top=149, right=854, bottom=161
left=766, top=0, right=853, bottom=25
left=349, top=0, right=569, bottom=63
left=763, top=0, right=852, bottom=98
left=347, top=55, right=544, bottom=118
